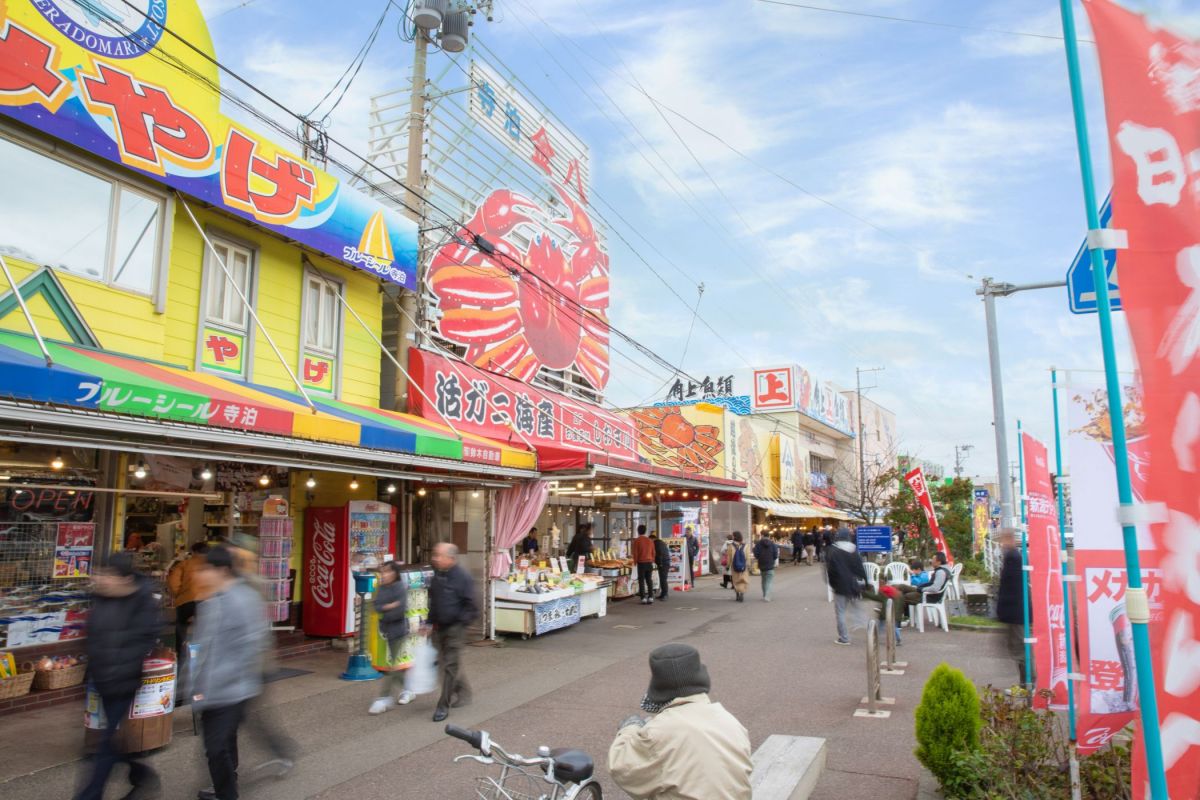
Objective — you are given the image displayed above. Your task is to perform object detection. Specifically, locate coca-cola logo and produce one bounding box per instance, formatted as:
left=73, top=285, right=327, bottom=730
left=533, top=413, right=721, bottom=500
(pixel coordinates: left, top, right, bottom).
left=309, top=520, right=338, bottom=609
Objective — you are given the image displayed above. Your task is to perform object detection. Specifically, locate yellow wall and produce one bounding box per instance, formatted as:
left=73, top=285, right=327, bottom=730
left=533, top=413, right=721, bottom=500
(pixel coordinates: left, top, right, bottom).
left=1, top=201, right=383, bottom=406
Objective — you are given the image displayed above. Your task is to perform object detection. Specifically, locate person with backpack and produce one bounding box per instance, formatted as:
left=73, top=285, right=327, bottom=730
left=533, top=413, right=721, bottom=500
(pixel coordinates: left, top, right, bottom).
left=753, top=532, right=779, bottom=602
left=826, top=528, right=868, bottom=645
left=723, top=531, right=750, bottom=602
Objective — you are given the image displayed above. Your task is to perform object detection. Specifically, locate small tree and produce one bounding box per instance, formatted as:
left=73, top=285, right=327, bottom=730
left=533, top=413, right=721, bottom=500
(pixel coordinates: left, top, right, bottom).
left=915, top=663, right=981, bottom=788
left=830, top=440, right=902, bottom=525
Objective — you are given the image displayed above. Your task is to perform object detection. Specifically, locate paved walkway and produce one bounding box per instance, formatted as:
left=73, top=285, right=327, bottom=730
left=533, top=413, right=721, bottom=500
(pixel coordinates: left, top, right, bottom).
left=0, top=564, right=1013, bottom=799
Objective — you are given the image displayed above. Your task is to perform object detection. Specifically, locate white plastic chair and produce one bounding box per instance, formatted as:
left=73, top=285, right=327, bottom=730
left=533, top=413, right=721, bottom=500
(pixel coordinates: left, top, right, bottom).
left=883, top=561, right=911, bottom=585
left=948, top=562, right=965, bottom=601
left=916, top=591, right=950, bottom=633
left=862, top=561, right=880, bottom=592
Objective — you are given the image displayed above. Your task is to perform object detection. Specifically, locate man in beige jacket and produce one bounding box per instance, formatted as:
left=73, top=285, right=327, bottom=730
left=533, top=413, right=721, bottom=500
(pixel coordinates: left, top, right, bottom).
left=609, top=643, right=752, bottom=799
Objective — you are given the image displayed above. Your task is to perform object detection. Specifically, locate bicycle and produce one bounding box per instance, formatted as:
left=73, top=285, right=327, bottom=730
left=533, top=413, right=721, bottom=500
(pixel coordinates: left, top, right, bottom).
left=446, top=723, right=603, bottom=800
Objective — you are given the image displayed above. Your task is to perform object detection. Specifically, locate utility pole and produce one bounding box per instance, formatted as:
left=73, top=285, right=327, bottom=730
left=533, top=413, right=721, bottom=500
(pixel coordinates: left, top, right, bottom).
left=394, top=29, right=429, bottom=411
left=953, top=444, right=974, bottom=477
left=855, top=366, right=884, bottom=512
left=976, top=277, right=1064, bottom=530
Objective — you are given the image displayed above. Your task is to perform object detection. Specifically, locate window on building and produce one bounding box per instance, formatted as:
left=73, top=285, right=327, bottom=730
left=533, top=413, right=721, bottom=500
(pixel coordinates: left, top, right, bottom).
left=205, top=239, right=253, bottom=330
left=303, top=271, right=341, bottom=355
left=199, top=235, right=255, bottom=378
left=0, top=135, right=165, bottom=296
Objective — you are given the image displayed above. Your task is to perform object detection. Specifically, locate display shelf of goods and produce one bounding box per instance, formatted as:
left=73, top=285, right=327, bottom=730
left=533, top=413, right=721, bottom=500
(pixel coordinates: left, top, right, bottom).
left=258, top=516, right=293, bottom=622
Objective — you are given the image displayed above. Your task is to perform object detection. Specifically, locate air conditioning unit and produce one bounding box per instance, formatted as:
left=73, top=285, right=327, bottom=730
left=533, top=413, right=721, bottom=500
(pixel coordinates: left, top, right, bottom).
left=411, top=0, right=447, bottom=31
left=440, top=11, right=469, bottom=53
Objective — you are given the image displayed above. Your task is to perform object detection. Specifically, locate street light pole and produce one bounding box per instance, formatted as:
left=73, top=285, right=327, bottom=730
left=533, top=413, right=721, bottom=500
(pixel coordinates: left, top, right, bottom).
left=953, top=444, right=974, bottom=478
left=977, top=277, right=1065, bottom=530
left=855, top=366, right=884, bottom=511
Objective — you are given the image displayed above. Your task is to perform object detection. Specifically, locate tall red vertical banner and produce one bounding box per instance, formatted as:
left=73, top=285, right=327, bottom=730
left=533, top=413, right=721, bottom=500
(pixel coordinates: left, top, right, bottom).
left=1021, top=433, right=1069, bottom=710
left=904, top=467, right=953, bottom=564
left=1082, top=1, right=1200, bottom=795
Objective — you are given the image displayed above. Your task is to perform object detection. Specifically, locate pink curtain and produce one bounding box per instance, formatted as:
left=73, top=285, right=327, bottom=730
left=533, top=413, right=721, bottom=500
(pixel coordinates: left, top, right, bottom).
left=490, top=480, right=551, bottom=578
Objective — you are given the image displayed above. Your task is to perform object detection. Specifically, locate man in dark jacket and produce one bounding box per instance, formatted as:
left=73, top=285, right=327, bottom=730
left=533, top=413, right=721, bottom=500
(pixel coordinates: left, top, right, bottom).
left=429, top=542, right=478, bottom=722
left=652, top=534, right=671, bottom=600
left=995, top=530, right=1031, bottom=688
left=520, top=527, right=539, bottom=554
left=826, top=528, right=867, bottom=645
left=753, top=534, right=779, bottom=602
left=684, top=529, right=700, bottom=586
left=790, top=530, right=805, bottom=564
left=76, top=552, right=162, bottom=800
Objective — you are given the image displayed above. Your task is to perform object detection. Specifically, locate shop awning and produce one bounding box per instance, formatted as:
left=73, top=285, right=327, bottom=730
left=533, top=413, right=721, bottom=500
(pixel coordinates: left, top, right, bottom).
left=743, top=497, right=853, bottom=520
left=0, top=331, right=536, bottom=478
left=537, top=446, right=746, bottom=497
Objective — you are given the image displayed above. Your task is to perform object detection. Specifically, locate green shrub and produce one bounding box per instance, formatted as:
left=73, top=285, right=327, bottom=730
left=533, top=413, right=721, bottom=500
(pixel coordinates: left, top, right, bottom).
left=942, top=687, right=1132, bottom=799
left=914, top=663, right=982, bottom=787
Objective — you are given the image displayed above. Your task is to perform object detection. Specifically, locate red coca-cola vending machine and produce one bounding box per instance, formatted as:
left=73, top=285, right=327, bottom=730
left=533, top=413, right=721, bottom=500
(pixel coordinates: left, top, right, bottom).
left=303, top=501, right=397, bottom=637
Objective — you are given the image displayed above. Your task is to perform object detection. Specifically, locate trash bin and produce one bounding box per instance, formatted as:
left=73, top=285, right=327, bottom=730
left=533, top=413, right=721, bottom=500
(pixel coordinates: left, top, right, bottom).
left=84, top=654, right=176, bottom=753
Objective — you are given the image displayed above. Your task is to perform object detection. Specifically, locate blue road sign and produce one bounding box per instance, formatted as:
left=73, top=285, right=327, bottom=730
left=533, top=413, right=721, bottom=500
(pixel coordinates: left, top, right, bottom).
left=1067, top=192, right=1121, bottom=314
left=856, top=525, right=893, bottom=554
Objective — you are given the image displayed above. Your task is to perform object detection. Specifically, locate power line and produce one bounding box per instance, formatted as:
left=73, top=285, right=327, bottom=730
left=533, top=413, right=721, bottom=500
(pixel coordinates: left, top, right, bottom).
left=306, top=0, right=392, bottom=122
left=753, top=0, right=1092, bottom=43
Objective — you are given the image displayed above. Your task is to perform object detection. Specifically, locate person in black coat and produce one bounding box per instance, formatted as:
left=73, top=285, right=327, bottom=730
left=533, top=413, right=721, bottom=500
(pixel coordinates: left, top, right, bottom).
left=428, top=543, right=479, bottom=722
left=651, top=534, right=671, bottom=600
left=996, top=529, right=1032, bottom=688
left=566, top=523, right=593, bottom=569
left=76, top=552, right=162, bottom=800
left=790, top=530, right=805, bottom=564
left=825, top=529, right=867, bottom=645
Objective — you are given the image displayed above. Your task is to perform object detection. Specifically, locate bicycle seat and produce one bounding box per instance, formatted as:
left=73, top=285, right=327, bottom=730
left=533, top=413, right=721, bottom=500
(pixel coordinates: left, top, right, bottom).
left=550, top=748, right=594, bottom=783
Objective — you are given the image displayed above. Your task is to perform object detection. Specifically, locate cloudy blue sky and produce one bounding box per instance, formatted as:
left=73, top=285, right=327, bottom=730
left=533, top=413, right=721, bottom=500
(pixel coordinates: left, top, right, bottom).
left=196, top=0, right=1198, bottom=478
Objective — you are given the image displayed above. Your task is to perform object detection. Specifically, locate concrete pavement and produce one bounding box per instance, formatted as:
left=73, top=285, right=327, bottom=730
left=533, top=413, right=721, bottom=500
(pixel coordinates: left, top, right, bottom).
left=0, top=563, right=1014, bottom=799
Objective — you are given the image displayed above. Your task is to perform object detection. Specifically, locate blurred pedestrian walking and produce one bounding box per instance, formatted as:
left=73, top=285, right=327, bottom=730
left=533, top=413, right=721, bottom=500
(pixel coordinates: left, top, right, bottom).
left=996, top=530, right=1031, bottom=688
left=724, top=531, right=749, bottom=602
left=192, top=545, right=268, bottom=800
left=429, top=543, right=478, bottom=722
left=826, top=528, right=867, bottom=645
left=167, top=541, right=207, bottom=681
left=753, top=532, right=779, bottom=601
left=369, top=561, right=412, bottom=715
left=75, top=553, right=163, bottom=800
left=632, top=525, right=656, bottom=605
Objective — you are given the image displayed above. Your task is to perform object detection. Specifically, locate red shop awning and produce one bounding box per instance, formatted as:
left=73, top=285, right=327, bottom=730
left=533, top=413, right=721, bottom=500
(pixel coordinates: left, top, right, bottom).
left=536, top=445, right=745, bottom=499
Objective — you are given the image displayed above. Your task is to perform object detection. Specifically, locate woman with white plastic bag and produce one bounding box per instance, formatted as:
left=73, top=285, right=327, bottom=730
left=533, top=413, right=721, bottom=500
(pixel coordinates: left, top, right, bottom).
left=369, top=562, right=415, bottom=715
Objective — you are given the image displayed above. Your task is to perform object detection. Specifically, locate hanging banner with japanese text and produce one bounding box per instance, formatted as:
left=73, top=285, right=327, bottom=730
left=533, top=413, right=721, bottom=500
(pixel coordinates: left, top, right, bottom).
left=1068, top=384, right=1162, bottom=754
left=904, top=467, right=952, bottom=564
left=407, top=348, right=635, bottom=461
left=1021, top=432, right=1069, bottom=710
left=1083, top=1, right=1200, bottom=793
left=972, top=488, right=990, bottom=555
left=0, top=0, right=417, bottom=286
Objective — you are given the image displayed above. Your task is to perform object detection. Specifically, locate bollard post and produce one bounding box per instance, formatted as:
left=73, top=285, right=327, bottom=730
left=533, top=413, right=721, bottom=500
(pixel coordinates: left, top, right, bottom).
left=854, top=620, right=892, bottom=718
left=881, top=599, right=907, bottom=673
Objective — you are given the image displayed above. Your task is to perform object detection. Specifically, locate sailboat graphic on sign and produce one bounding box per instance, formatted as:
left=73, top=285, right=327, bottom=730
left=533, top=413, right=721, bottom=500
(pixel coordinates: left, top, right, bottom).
left=357, top=211, right=394, bottom=266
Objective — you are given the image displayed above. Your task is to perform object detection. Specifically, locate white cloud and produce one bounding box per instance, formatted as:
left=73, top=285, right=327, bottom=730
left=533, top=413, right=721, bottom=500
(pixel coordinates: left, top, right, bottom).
left=843, top=102, right=1068, bottom=229
left=965, top=8, right=1066, bottom=59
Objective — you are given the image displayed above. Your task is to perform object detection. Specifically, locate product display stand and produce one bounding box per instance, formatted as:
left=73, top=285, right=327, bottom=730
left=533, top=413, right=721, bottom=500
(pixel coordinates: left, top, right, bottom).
left=259, top=506, right=294, bottom=630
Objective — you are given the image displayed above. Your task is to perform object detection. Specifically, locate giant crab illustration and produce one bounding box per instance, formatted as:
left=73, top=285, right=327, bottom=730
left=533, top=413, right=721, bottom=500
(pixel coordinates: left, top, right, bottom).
left=630, top=405, right=724, bottom=474
left=737, top=418, right=766, bottom=496
left=428, top=185, right=610, bottom=390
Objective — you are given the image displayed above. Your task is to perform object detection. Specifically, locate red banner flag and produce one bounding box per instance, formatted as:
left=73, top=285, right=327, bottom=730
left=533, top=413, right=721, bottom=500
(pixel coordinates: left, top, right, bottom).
left=1021, top=433, right=1070, bottom=710
left=904, top=467, right=953, bottom=564
left=1083, top=1, right=1200, bottom=795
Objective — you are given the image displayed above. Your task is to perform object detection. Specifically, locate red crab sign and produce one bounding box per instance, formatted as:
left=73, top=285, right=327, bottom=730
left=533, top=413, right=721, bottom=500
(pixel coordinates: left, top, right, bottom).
left=428, top=181, right=610, bottom=390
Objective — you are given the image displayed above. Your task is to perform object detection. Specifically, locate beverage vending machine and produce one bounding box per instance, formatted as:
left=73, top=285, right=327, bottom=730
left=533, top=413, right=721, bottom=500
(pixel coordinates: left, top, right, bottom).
left=302, top=501, right=397, bottom=637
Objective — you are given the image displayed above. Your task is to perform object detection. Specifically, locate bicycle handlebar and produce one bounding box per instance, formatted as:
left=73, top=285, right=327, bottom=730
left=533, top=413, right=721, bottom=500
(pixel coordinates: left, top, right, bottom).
left=445, top=724, right=484, bottom=750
